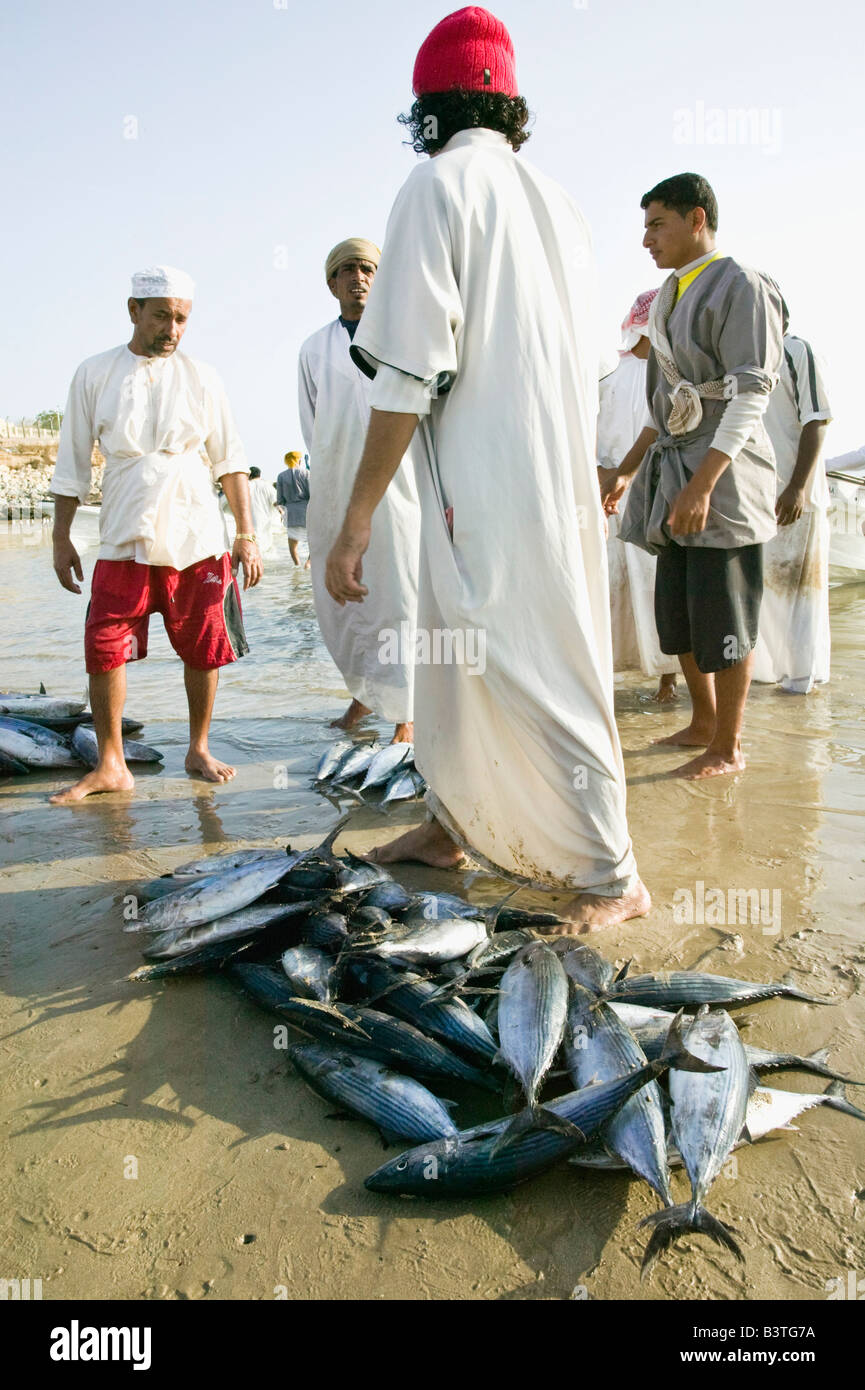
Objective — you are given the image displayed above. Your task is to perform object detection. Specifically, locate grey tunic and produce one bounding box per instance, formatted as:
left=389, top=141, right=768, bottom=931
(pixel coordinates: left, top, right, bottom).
left=275, top=466, right=310, bottom=527
left=619, top=257, right=784, bottom=552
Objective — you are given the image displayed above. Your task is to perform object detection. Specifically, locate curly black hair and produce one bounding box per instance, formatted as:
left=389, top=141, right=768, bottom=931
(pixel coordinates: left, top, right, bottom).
left=398, top=88, right=531, bottom=156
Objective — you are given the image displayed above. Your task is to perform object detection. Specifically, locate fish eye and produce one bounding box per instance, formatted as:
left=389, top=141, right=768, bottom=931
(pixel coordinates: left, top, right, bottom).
left=396, top=1159, right=408, bottom=1171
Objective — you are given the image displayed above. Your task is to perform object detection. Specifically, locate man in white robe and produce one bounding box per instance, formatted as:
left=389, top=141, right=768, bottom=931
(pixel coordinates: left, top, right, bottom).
left=247, top=467, right=277, bottom=555
left=325, top=8, right=647, bottom=929
left=752, top=313, right=832, bottom=692
left=299, top=238, right=420, bottom=743
left=49, top=264, right=261, bottom=803
left=598, top=289, right=678, bottom=701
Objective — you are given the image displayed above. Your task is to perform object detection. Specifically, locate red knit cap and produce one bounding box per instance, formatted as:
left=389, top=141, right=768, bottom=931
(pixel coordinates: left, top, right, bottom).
left=413, top=7, right=517, bottom=97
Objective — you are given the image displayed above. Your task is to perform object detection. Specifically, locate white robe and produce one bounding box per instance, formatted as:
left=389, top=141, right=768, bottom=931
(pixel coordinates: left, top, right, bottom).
left=248, top=477, right=277, bottom=554
left=753, top=335, right=832, bottom=693
left=597, top=354, right=678, bottom=680
left=353, top=128, right=636, bottom=894
left=299, top=321, right=420, bottom=723
left=51, top=345, right=245, bottom=570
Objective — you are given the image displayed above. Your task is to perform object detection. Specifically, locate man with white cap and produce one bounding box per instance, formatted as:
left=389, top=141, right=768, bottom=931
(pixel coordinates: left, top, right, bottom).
left=598, top=289, right=679, bottom=702
left=49, top=264, right=261, bottom=803
left=299, top=239, right=420, bottom=743
left=325, top=7, right=648, bottom=929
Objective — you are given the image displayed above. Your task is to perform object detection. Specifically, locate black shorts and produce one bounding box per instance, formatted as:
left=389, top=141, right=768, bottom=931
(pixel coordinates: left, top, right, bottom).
left=654, top=542, right=763, bottom=674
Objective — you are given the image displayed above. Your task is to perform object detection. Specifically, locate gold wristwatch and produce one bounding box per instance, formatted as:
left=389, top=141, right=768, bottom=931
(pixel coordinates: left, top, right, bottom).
left=235, top=532, right=257, bottom=543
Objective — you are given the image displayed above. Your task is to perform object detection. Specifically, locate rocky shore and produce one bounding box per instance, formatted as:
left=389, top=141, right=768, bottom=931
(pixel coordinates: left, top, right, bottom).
left=0, top=443, right=103, bottom=515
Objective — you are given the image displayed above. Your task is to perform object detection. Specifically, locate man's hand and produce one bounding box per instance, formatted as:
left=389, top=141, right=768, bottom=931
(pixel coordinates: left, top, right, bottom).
left=53, top=536, right=84, bottom=593
left=600, top=469, right=629, bottom=516
left=325, top=521, right=371, bottom=605
left=776, top=483, right=805, bottom=526
left=231, top=537, right=263, bottom=590
left=668, top=477, right=713, bottom=536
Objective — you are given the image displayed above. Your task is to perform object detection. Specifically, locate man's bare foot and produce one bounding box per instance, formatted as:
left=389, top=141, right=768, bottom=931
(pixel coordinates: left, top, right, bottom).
left=669, top=749, right=746, bottom=780
left=365, top=819, right=465, bottom=870
left=541, top=879, right=652, bottom=934
left=185, top=749, right=236, bottom=783
left=303, top=560, right=311, bottom=570
left=653, top=723, right=714, bottom=747
left=49, top=764, right=135, bottom=804
left=651, top=677, right=679, bottom=705
left=391, top=722, right=414, bottom=744
left=330, top=698, right=372, bottom=731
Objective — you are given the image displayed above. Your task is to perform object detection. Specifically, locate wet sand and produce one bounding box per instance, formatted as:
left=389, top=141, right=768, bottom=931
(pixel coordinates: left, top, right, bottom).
left=1, top=520, right=864, bottom=1301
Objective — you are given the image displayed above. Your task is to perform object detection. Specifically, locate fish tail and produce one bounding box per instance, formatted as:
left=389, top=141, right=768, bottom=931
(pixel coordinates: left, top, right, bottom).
left=656, top=1010, right=727, bottom=1073
left=489, top=1104, right=584, bottom=1156
left=822, top=1081, right=865, bottom=1122
left=781, top=983, right=833, bottom=1004
left=640, top=1202, right=745, bottom=1279
left=802, top=1049, right=863, bottom=1086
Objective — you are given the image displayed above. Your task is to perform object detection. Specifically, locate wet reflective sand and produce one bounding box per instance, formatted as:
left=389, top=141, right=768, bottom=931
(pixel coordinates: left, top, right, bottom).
left=1, top=513, right=863, bottom=1301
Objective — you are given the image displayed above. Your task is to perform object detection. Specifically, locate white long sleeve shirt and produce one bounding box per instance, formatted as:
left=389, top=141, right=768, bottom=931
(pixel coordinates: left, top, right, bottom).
left=51, top=345, right=248, bottom=569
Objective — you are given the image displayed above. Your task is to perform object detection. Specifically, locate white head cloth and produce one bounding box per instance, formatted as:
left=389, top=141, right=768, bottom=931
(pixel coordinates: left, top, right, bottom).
left=131, top=264, right=196, bottom=300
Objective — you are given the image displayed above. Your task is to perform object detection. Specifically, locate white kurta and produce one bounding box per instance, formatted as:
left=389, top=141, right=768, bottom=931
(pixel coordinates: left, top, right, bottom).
left=299, top=320, right=420, bottom=723
left=753, top=335, right=832, bottom=693
left=248, top=477, right=277, bottom=554
left=352, top=128, right=636, bottom=894
left=51, top=345, right=246, bottom=570
left=597, top=354, right=678, bottom=680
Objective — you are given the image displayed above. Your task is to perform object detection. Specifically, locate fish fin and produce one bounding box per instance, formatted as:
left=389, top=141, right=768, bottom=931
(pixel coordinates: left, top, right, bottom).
left=438, top=1097, right=459, bottom=1111
left=484, top=887, right=521, bottom=934
left=39, top=682, right=46, bottom=694
left=325, top=1109, right=359, bottom=1123
left=807, top=1047, right=831, bottom=1064
left=282, top=1000, right=371, bottom=1038
left=639, top=1203, right=745, bottom=1279
left=780, top=976, right=833, bottom=1004
left=613, top=959, right=632, bottom=983
left=740, top=1124, right=755, bottom=1144
left=490, top=1106, right=585, bottom=1156
left=821, top=1082, right=865, bottom=1123
left=657, top=1010, right=726, bottom=1073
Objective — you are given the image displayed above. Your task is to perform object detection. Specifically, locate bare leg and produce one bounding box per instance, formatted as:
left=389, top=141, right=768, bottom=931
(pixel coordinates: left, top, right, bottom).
left=391, top=721, right=414, bottom=744
left=654, top=653, right=715, bottom=745
left=671, top=652, right=752, bottom=779
left=651, top=672, right=679, bottom=705
left=184, top=666, right=236, bottom=782
left=288, top=538, right=300, bottom=566
left=543, top=878, right=653, bottom=934
left=50, top=667, right=134, bottom=803
left=366, top=815, right=465, bottom=869
left=330, top=697, right=372, bottom=730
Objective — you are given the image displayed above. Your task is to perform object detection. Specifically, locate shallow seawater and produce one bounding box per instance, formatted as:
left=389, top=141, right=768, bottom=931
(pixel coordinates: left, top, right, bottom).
left=1, top=512, right=864, bottom=1303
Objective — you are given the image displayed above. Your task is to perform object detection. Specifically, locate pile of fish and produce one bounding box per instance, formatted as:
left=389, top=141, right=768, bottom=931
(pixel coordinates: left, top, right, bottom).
left=314, top=739, right=426, bottom=806
left=124, top=816, right=863, bottom=1280
left=0, top=686, right=162, bottom=775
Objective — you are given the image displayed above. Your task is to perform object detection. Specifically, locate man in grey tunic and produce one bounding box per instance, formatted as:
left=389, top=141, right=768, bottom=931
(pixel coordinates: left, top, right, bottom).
left=605, top=173, right=784, bottom=779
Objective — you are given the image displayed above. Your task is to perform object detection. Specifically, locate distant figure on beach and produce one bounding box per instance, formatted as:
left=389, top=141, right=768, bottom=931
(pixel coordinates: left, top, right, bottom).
left=325, top=7, right=647, bottom=930
left=752, top=309, right=833, bottom=693
left=49, top=264, right=261, bottom=804
left=247, top=466, right=277, bottom=556
left=299, top=238, right=420, bottom=745
left=275, top=451, right=310, bottom=567
left=605, top=173, right=784, bottom=779
left=597, top=289, right=678, bottom=703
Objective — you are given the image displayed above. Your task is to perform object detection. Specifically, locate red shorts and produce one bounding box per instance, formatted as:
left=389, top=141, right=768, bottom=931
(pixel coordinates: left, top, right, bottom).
left=84, top=554, right=249, bottom=675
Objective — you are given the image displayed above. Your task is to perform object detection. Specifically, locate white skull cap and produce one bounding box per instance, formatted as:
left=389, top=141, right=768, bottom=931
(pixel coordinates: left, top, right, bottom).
left=131, top=264, right=195, bottom=300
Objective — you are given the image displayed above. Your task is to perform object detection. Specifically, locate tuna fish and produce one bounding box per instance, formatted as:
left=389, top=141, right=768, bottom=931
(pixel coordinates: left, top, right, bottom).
left=608, top=968, right=831, bottom=1010
left=359, top=743, right=413, bottom=790
left=640, top=1007, right=750, bottom=1276
left=349, top=914, right=489, bottom=967
left=315, top=740, right=354, bottom=783
left=141, top=901, right=300, bottom=959
left=609, top=1001, right=864, bottom=1086
left=365, top=1013, right=719, bottom=1197
left=564, top=981, right=673, bottom=1206
left=494, top=941, right=575, bottom=1147
left=0, top=696, right=86, bottom=718
left=128, top=854, right=294, bottom=933
left=347, top=957, right=499, bottom=1065
left=168, top=848, right=278, bottom=879
left=71, top=724, right=163, bottom=767
left=280, top=944, right=338, bottom=1003
left=381, top=766, right=425, bottom=804
left=0, top=718, right=82, bottom=767
left=289, top=1043, right=458, bottom=1144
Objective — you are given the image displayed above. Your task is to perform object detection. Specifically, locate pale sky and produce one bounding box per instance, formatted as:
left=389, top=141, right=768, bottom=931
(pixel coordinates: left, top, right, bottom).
left=2, top=0, right=863, bottom=475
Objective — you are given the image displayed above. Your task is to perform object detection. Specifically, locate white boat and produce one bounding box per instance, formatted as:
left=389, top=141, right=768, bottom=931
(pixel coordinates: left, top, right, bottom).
left=826, top=447, right=865, bottom=579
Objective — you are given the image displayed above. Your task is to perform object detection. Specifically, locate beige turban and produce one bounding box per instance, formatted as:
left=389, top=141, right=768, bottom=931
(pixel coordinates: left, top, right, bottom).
left=325, top=238, right=381, bottom=283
